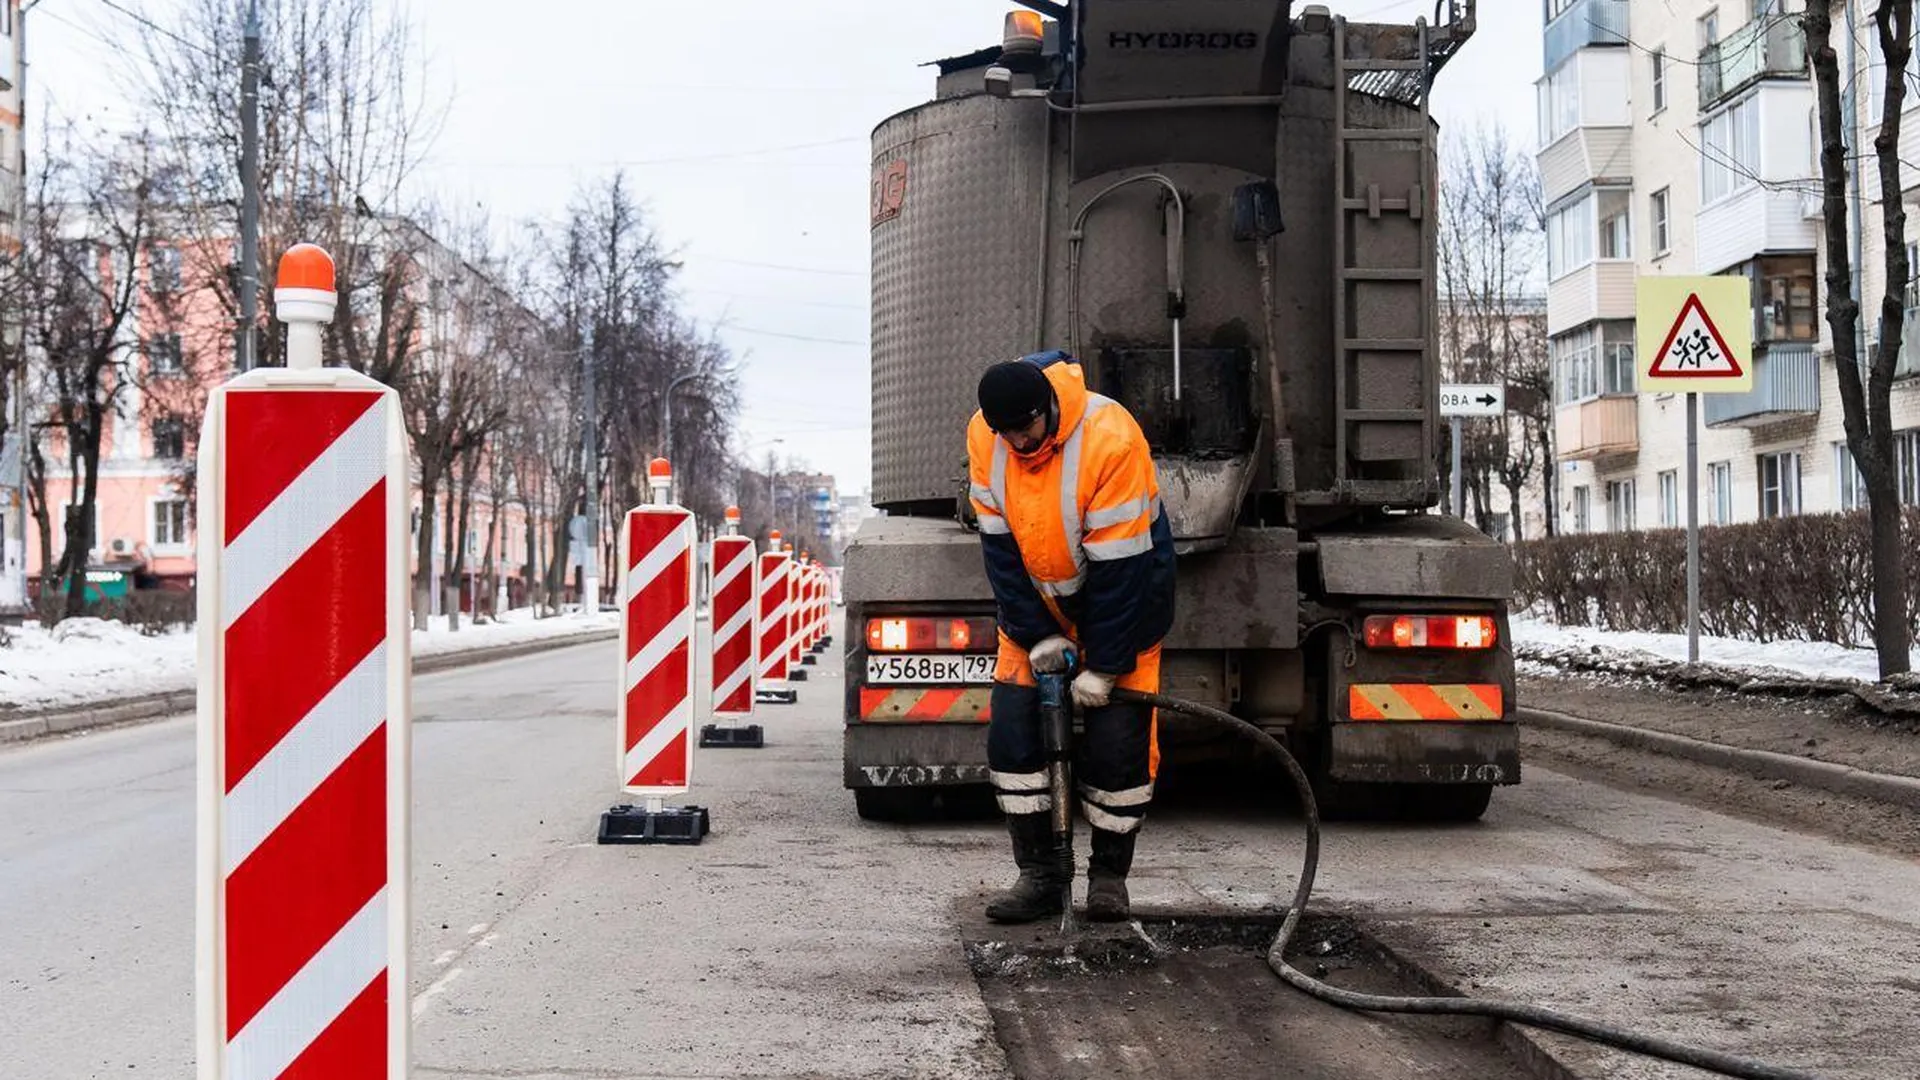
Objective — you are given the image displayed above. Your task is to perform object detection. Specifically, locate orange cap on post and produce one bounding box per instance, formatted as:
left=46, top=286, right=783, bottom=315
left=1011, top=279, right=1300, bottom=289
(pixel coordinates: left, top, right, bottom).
left=724, top=506, right=741, bottom=523
left=276, top=243, right=336, bottom=293
left=648, top=457, right=672, bottom=481
left=769, top=529, right=782, bottom=542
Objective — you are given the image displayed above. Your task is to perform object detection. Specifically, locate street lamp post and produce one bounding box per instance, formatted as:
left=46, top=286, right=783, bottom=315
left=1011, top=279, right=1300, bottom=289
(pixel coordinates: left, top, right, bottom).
left=660, top=371, right=708, bottom=501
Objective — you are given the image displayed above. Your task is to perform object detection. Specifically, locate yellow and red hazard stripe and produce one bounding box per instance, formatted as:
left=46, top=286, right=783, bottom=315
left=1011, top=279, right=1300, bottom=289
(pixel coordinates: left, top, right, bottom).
left=858, top=687, right=993, bottom=722
left=1347, top=683, right=1504, bottom=721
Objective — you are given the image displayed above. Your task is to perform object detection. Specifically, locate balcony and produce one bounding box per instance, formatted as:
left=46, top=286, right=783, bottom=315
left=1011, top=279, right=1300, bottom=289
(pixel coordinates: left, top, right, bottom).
left=1555, top=394, right=1638, bottom=460
left=1698, top=14, right=1807, bottom=110
left=1544, top=0, right=1629, bottom=73
left=1696, top=183, right=1819, bottom=274
left=1547, top=262, right=1636, bottom=335
left=1703, top=345, right=1819, bottom=427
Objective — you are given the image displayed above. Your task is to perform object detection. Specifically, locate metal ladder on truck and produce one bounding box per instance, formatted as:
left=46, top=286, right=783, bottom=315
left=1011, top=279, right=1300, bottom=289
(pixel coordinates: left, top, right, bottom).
left=1323, top=5, right=1475, bottom=508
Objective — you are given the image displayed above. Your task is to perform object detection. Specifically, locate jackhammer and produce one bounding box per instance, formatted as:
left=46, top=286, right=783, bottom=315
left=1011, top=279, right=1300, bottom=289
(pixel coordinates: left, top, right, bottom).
left=1035, top=653, right=1078, bottom=934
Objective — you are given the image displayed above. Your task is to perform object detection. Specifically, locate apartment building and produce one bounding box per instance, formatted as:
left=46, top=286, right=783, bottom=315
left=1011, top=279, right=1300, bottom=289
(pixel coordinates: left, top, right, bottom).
left=1539, top=0, right=1920, bottom=533
left=26, top=213, right=562, bottom=615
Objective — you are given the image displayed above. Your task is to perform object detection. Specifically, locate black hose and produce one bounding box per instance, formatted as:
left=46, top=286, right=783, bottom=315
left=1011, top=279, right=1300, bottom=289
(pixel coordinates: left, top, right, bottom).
left=1112, top=688, right=1825, bottom=1080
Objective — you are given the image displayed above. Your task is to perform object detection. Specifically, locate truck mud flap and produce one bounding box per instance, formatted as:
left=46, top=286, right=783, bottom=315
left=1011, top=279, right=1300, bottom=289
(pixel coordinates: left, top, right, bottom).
left=844, top=723, right=990, bottom=788
left=1328, top=721, right=1519, bottom=785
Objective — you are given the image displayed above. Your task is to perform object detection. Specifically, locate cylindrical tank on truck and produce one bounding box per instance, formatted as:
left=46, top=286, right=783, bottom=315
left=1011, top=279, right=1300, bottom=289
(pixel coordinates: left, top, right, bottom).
left=843, top=0, right=1514, bottom=824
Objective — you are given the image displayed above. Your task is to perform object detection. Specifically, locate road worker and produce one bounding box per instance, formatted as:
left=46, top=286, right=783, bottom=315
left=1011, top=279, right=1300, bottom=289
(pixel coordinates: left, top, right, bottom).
left=966, top=350, right=1176, bottom=923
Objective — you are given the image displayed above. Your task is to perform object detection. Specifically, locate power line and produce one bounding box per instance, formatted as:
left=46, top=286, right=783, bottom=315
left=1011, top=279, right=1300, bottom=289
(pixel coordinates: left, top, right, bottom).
left=421, top=136, right=867, bottom=171
left=720, top=325, right=867, bottom=346
left=685, top=288, right=867, bottom=311
left=697, top=256, right=868, bottom=277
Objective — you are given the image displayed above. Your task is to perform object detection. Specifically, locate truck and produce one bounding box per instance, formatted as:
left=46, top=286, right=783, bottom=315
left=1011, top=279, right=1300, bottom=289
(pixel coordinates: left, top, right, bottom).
left=843, top=0, right=1516, bottom=823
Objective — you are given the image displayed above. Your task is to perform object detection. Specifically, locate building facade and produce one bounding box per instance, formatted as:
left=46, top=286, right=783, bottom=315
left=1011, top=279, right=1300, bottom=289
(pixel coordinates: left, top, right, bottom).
left=23, top=212, right=563, bottom=616
left=1539, top=0, right=1920, bottom=533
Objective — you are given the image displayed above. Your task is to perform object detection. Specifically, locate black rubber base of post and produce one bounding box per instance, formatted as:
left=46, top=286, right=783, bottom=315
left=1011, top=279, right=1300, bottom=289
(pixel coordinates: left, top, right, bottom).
left=699, top=724, right=765, bottom=749
left=788, top=669, right=809, bottom=682
left=801, top=655, right=818, bottom=666
left=597, top=804, right=710, bottom=845
left=756, top=688, right=799, bottom=705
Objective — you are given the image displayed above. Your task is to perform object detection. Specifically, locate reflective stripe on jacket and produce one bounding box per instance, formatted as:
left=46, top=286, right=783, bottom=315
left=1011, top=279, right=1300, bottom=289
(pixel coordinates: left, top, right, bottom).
left=966, top=351, right=1176, bottom=676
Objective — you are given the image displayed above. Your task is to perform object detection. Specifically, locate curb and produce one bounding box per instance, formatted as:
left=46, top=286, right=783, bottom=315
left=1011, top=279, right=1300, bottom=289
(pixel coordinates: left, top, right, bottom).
left=1519, top=706, right=1920, bottom=812
left=0, top=628, right=619, bottom=747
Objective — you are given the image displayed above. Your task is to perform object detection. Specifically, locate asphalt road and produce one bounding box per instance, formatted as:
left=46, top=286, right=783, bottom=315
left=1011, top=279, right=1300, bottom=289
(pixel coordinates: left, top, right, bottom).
left=4, top=626, right=1918, bottom=1079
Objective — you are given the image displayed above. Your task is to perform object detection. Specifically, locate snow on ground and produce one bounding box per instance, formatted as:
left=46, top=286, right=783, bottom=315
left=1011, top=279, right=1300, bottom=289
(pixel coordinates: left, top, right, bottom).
left=1511, top=616, right=1899, bottom=685
left=0, top=607, right=621, bottom=712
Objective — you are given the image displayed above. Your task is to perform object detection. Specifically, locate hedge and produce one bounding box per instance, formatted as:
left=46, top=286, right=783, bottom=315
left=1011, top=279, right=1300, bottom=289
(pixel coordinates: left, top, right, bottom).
left=1512, top=509, right=1920, bottom=648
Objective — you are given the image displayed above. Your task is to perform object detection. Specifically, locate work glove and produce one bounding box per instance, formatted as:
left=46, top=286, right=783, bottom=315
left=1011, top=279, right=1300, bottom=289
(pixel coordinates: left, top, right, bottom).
left=1071, top=670, right=1116, bottom=709
left=1029, top=635, right=1074, bottom=674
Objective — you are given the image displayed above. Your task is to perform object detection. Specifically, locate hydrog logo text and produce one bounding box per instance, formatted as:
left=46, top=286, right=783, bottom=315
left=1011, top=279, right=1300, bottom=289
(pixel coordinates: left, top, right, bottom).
left=1108, top=30, right=1261, bottom=50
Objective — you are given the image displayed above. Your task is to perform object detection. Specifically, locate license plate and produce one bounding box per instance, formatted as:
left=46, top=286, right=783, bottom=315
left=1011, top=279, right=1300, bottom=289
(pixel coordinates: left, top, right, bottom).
left=865, top=653, right=996, bottom=685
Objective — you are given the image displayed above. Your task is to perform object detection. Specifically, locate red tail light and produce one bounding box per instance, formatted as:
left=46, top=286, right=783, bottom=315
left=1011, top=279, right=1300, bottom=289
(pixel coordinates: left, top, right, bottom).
left=1361, top=614, right=1497, bottom=650
left=865, top=616, right=992, bottom=652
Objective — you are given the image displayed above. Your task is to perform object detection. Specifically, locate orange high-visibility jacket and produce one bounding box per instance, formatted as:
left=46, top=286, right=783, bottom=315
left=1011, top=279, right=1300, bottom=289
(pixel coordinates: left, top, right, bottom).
left=966, top=351, right=1176, bottom=677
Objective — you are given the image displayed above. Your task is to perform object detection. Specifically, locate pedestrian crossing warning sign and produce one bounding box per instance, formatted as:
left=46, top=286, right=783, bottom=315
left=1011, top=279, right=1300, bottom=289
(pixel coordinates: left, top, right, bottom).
left=1636, top=275, right=1753, bottom=394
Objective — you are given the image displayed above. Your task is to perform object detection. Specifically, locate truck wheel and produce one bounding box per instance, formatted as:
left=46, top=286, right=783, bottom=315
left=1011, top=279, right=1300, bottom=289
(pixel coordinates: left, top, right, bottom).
left=1404, top=783, right=1493, bottom=822
left=854, top=788, right=933, bottom=822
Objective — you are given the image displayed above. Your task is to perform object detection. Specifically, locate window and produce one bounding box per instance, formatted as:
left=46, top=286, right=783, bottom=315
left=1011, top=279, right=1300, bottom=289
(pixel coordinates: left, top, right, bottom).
left=1897, top=429, right=1920, bottom=505
left=1597, top=189, right=1632, bottom=259
left=1552, top=322, right=1636, bottom=403
left=1572, top=485, right=1592, bottom=533
left=147, top=334, right=183, bottom=375
left=1758, top=450, right=1802, bottom=518
left=1651, top=188, right=1671, bottom=254
left=1701, top=95, right=1760, bottom=204
left=1547, top=197, right=1591, bottom=278
left=151, top=418, right=185, bottom=461
left=1659, top=470, right=1680, bottom=526
left=1547, top=0, right=1579, bottom=19
left=1708, top=461, right=1734, bottom=524
left=1651, top=49, right=1668, bottom=113
left=1757, top=255, right=1818, bottom=342
left=1836, top=442, right=1868, bottom=511
left=1538, top=59, right=1581, bottom=146
left=1698, top=11, right=1719, bottom=49
left=1607, top=479, right=1637, bottom=532
left=149, top=245, right=182, bottom=293
left=152, top=498, right=189, bottom=549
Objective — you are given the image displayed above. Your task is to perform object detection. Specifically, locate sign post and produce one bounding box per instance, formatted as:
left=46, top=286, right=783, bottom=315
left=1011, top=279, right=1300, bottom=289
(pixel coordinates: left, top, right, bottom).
left=1439, top=383, right=1505, bottom=517
left=1637, top=275, right=1753, bottom=663
left=196, top=244, right=412, bottom=1080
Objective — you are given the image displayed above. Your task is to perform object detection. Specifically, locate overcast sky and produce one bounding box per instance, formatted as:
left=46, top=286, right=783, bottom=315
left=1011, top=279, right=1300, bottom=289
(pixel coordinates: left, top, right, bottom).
left=26, top=0, right=1539, bottom=499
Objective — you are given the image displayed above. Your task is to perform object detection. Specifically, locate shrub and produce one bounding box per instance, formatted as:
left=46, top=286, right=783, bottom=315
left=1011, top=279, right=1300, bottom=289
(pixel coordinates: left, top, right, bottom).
left=1513, top=509, right=1920, bottom=648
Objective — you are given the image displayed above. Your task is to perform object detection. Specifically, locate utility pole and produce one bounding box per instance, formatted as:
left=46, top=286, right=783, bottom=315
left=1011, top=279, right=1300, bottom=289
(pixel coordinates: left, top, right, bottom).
left=14, top=0, right=41, bottom=614
left=580, top=327, right=600, bottom=615
left=236, top=0, right=261, bottom=370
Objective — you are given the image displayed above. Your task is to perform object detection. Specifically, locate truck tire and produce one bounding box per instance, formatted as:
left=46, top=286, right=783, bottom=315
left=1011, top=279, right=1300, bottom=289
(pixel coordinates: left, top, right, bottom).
left=854, top=788, right=934, bottom=822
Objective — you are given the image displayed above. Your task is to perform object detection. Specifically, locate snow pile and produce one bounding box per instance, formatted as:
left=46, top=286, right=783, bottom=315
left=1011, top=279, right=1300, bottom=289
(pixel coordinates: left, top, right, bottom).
left=0, top=607, right=619, bottom=712
left=1510, top=616, right=1894, bottom=686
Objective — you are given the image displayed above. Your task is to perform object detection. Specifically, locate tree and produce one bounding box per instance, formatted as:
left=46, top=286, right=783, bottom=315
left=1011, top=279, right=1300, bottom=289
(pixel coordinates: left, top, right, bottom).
left=1805, top=0, right=1912, bottom=678
left=1436, top=121, right=1551, bottom=540
left=128, top=0, right=434, bottom=385
left=10, top=131, right=165, bottom=617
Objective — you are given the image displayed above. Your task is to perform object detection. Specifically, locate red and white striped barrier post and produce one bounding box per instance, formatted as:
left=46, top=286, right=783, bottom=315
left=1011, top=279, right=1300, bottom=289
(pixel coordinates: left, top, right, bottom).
left=599, top=458, right=709, bottom=844
left=755, top=531, right=797, bottom=704
left=196, top=244, right=412, bottom=1080
left=798, top=552, right=820, bottom=667
left=812, top=562, right=832, bottom=651
left=699, top=506, right=763, bottom=749
left=783, top=549, right=806, bottom=676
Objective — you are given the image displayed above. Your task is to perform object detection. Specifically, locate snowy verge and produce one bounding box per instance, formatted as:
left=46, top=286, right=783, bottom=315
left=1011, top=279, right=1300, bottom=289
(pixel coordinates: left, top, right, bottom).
left=0, top=607, right=621, bottom=713
left=1512, top=616, right=1920, bottom=713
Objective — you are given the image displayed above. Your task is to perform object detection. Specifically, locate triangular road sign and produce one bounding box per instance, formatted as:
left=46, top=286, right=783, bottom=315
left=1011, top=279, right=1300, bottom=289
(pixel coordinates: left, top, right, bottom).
left=1649, top=293, right=1744, bottom=379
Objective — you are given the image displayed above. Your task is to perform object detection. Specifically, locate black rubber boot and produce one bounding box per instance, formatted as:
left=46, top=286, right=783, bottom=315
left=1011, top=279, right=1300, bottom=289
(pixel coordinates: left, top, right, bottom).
left=1086, top=827, right=1136, bottom=922
left=985, top=812, right=1068, bottom=924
